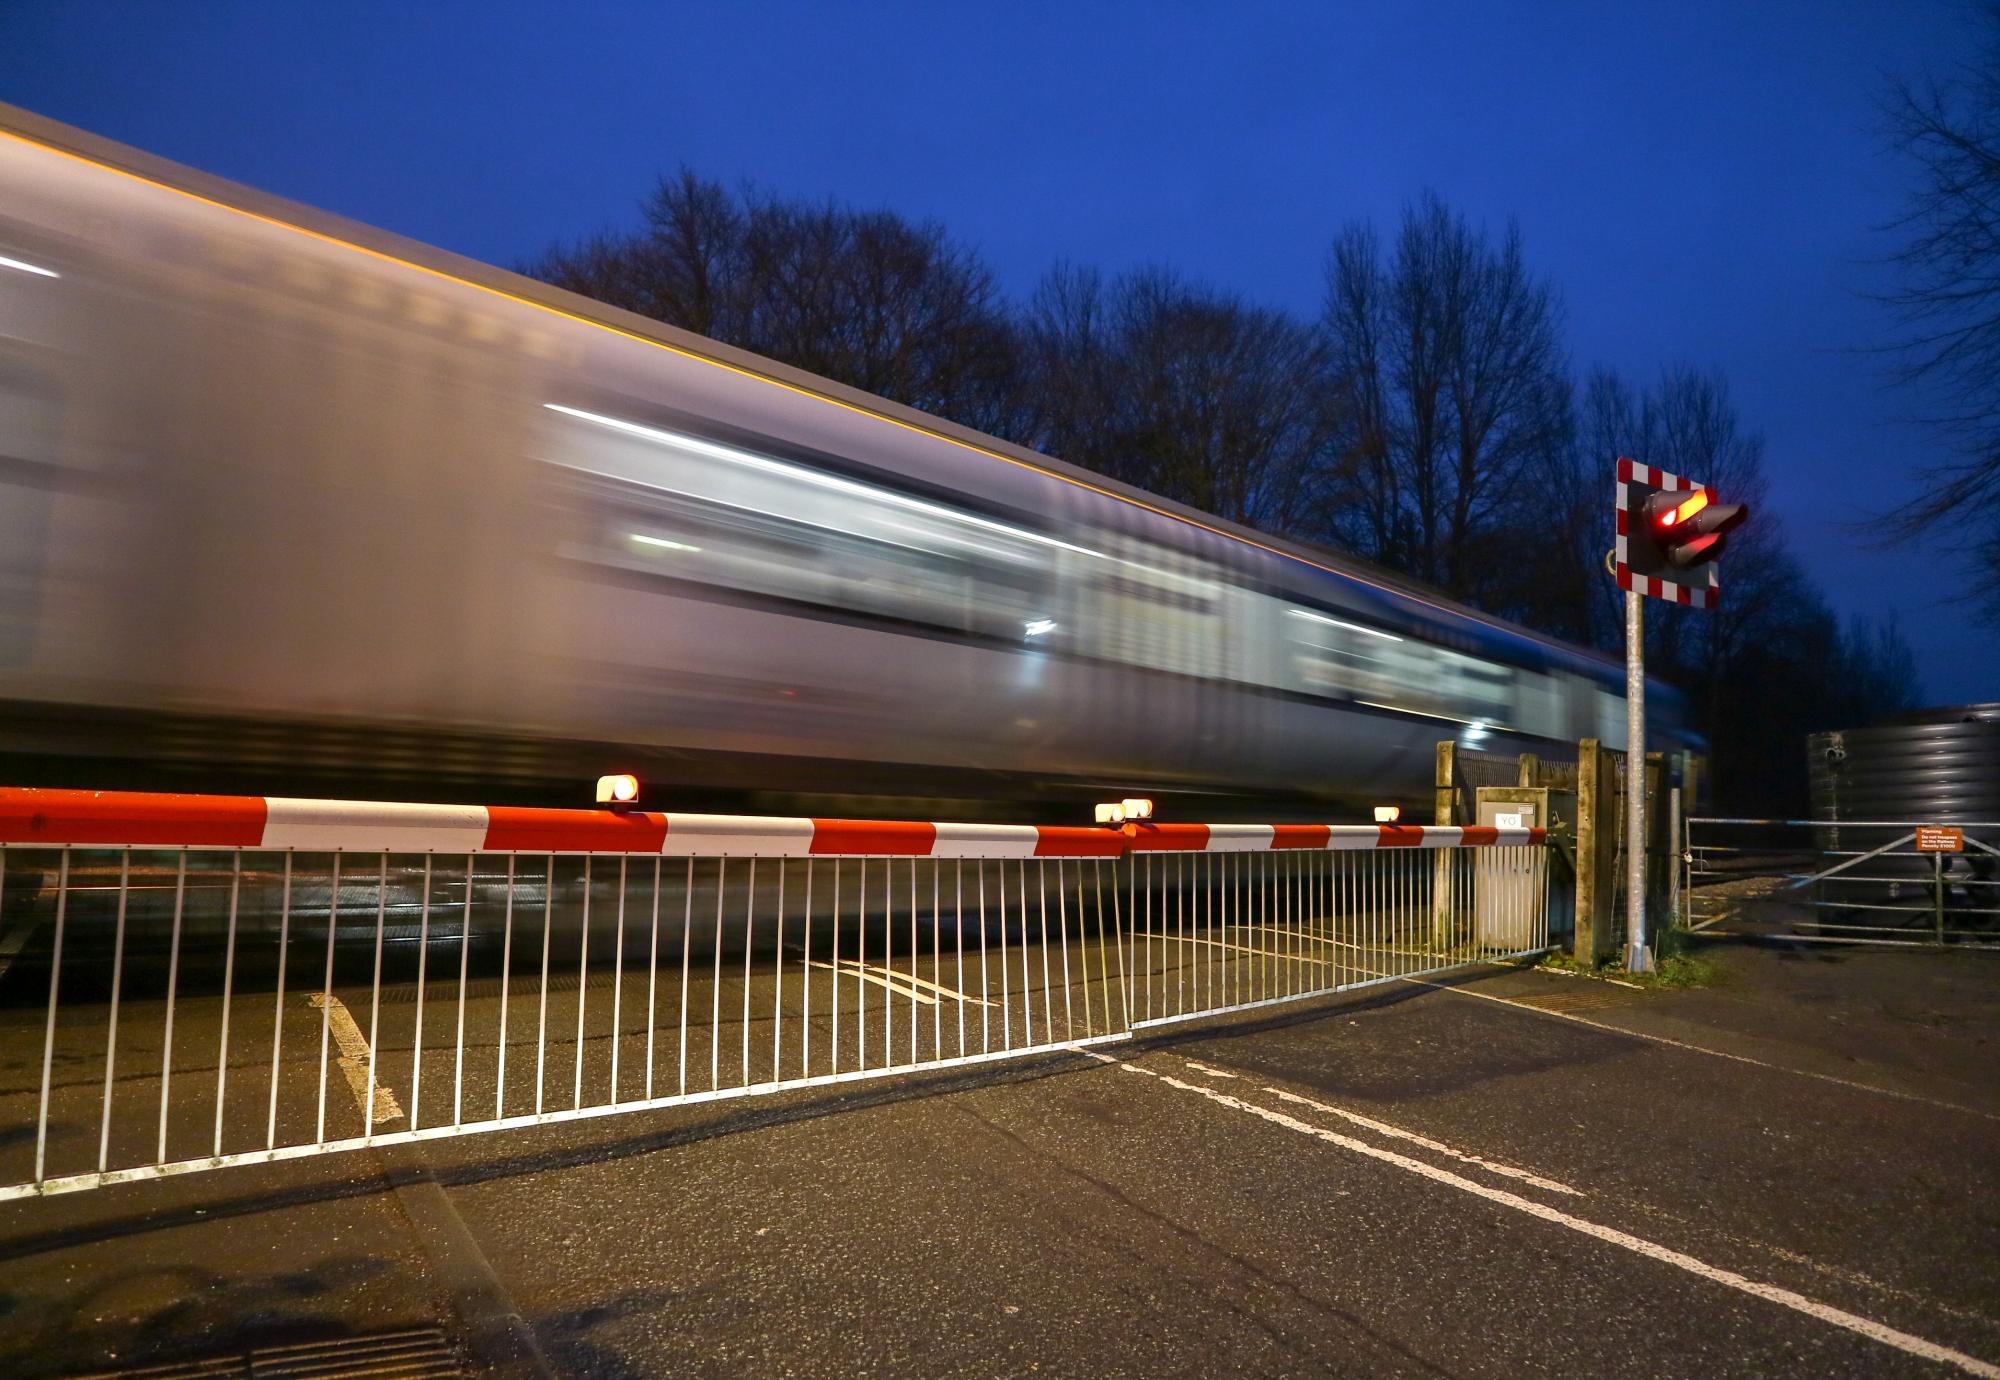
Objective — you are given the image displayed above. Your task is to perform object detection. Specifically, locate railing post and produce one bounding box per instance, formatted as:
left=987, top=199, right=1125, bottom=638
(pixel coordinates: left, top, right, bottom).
left=1668, top=785, right=1682, bottom=930
left=1933, top=850, right=1945, bottom=946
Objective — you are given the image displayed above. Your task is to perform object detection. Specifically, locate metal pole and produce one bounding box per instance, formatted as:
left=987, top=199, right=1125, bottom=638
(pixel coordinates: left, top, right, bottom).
left=1625, top=589, right=1654, bottom=972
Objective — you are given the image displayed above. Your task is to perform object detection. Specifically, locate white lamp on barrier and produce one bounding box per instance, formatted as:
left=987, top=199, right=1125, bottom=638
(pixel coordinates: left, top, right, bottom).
left=597, top=774, right=641, bottom=811
left=1096, top=797, right=1155, bottom=826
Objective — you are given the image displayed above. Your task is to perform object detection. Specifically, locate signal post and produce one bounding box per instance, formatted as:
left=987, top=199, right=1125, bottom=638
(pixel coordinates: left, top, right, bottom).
left=1612, top=459, right=1747, bottom=971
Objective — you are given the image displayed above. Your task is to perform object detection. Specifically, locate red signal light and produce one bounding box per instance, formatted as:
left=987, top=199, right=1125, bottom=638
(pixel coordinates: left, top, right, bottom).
left=1658, top=490, right=1710, bottom=528
left=1617, top=458, right=1749, bottom=608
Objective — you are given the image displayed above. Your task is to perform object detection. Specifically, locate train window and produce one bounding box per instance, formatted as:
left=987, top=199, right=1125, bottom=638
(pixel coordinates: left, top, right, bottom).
left=545, top=450, right=1057, bottom=643
left=1284, top=605, right=1403, bottom=700
left=544, top=404, right=1240, bottom=678
left=1373, top=643, right=1513, bottom=726
left=1281, top=601, right=1523, bottom=729
left=1072, top=542, right=1224, bottom=678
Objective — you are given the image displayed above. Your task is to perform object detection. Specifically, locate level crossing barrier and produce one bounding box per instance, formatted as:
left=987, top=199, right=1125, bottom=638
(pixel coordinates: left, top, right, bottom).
left=0, top=788, right=1548, bottom=1200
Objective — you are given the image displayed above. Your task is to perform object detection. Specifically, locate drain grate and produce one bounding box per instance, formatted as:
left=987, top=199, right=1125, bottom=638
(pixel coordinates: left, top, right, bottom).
left=71, top=1327, right=463, bottom=1380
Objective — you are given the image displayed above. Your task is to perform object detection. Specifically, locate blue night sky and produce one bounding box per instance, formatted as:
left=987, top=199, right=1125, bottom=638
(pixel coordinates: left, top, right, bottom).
left=2, top=1, right=1989, bottom=704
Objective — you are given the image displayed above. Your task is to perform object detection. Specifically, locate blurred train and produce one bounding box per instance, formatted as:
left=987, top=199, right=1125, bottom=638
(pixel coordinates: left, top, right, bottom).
left=0, top=103, right=1689, bottom=817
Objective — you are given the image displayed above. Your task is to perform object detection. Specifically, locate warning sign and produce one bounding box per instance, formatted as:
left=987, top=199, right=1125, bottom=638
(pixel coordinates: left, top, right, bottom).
left=1915, top=826, right=1963, bottom=853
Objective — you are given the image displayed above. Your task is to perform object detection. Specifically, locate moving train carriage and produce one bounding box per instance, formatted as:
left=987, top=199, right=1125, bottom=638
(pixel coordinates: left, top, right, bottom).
left=0, top=101, right=1690, bottom=818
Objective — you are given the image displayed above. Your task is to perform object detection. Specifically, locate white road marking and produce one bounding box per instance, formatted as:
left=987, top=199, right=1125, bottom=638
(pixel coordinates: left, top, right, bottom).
left=1410, top=977, right=2000, bottom=1124
left=1186, top=1069, right=1983, bottom=1327
left=1190, top=937, right=1283, bottom=959
left=1089, top=1050, right=2000, bottom=1379
left=806, top=959, right=935, bottom=1005
left=1180, top=1060, right=1238, bottom=1079
left=802, top=958, right=994, bottom=1008
left=1168, top=933, right=1311, bottom=961
left=308, top=992, right=405, bottom=1124
left=1177, top=925, right=1429, bottom=960
left=1217, top=1072, right=1583, bottom=1197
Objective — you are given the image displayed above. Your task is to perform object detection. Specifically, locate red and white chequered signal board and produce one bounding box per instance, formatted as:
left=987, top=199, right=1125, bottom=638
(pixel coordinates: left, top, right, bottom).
left=1615, top=456, right=1716, bottom=609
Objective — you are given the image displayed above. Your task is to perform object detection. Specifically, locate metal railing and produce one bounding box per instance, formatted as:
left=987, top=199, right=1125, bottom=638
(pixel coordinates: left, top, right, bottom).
left=1685, top=817, right=2000, bottom=947
left=0, top=789, right=1548, bottom=1199
left=1122, top=823, right=1550, bottom=1027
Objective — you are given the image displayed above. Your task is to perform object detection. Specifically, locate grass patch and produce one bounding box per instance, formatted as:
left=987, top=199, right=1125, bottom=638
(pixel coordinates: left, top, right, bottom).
left=1537, top=927, right=1720, bottom=990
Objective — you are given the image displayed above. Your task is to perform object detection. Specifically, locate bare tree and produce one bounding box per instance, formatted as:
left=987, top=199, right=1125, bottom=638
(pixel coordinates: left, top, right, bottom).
left=1319, top=193, right=1572, bottom=606
left=1321, top=224, right=1407, bottom=568
left=1022, top=266, right=1344, bottom=532
left=1836, top=615, right=1923, bottom=723
left=527, top=169, right=745, bottom=338
left=1496, top=367, right=1634, bottom=651
left=1018, top=263, right=1120, bottom=471
left=530, top=170, right=1024, bottom=435
left=1878, top=7, right=2000, bottom=618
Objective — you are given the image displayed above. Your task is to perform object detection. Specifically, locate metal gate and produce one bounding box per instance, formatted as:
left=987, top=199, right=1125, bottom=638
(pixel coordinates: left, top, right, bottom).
left=1685, top=815, right=2000, bottom=946
left=0, top=788, right=1549, bottom=1199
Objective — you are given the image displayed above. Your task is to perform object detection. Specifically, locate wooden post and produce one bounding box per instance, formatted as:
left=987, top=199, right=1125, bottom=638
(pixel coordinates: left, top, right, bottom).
left=1434, top=741, right=1457, bottom=826
left=1516, top=753, right=1540, bottom=788
left=1573, top=738, right=1622, bottom=963
left=1433, top=740, right=1457, bottom=948
left=1575, top=738, right=1601, bottom=963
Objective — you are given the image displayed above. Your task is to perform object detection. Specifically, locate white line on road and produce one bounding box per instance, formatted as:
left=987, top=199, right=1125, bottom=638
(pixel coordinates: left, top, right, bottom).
left=1174, top=934, right=1310, bottom=961
left=1172, top=1066, right=1981, bottom=1327
left=1240, top=1075, right=1583, bottom=1196
left=1164, top=927, right=1431, bottom=964
left=308, top=992, right=405, bottom=1125
left=802, top=958, right=995, bottom=1007
left=1090, top=1050, right=2000, bottom=1379
left=1408, top=977, right=2000, bottom=1124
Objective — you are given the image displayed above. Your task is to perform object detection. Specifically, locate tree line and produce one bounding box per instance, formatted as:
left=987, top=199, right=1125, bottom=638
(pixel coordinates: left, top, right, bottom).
left=1879, top=5, right=2000, bottom=624
left=530, top=176, right=1922, bottom=812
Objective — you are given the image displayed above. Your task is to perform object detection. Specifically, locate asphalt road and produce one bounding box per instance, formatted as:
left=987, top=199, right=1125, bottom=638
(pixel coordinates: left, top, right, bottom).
left=1, top=939, right=1996, bottom=1378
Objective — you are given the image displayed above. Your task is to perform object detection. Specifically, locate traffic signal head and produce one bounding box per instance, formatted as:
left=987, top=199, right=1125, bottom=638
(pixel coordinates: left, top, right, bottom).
left=1614, top=458, right=1751, bottom=609
left=1642, top=488, right=1748, bottom=570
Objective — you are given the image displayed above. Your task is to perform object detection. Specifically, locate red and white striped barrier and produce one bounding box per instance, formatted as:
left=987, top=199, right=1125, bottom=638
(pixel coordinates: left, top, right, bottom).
left=0, top=788, right=1544, bottom=857
left=0, top=789, right=1123, bottom=858
left=1123, top=822, right=1545, bottom=852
